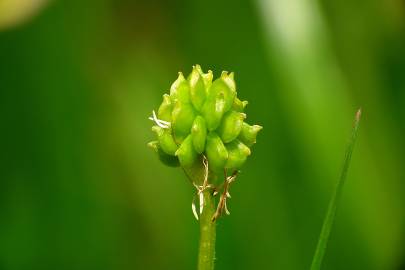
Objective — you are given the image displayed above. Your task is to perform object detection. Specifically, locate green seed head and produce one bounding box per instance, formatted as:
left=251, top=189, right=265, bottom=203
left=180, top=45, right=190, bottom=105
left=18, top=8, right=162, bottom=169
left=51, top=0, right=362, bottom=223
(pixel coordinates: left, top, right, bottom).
left=149, top=65, right=262, bottom=173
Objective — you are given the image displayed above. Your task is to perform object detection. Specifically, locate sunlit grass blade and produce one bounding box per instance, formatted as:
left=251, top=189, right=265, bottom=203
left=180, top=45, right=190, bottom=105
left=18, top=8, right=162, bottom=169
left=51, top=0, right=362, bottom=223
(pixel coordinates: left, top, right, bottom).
left=310, top=108, right=362, bottom=270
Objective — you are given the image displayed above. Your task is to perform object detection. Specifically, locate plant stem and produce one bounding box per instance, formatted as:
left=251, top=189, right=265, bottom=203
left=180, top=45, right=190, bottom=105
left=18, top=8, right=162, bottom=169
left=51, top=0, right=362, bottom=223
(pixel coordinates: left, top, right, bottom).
left=310, top=108, right=362, bottom=270
left=198, top=189, right=216, bottom=270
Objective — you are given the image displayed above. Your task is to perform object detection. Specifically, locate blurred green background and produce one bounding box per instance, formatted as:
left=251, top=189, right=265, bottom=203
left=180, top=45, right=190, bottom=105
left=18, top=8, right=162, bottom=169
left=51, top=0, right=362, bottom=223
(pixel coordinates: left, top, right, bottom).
left=1, top=0, right=405, bottom=269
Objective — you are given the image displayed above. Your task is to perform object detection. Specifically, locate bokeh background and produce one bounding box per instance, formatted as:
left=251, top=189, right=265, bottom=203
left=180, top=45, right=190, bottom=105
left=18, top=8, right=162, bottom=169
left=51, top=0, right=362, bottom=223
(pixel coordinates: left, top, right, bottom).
left=1, top=0, right=405, bottom=269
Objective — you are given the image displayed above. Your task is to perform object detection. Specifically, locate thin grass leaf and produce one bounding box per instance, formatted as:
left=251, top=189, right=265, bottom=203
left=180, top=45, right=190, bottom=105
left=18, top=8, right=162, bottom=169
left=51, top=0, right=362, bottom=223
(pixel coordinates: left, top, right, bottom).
left=310, top=108, right=362, bottom=270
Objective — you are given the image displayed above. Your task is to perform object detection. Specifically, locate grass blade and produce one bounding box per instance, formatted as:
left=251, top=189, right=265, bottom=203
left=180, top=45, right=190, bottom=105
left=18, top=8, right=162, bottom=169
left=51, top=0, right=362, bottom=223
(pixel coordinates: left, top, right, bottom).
left=310, top=108, right=362, bottom=270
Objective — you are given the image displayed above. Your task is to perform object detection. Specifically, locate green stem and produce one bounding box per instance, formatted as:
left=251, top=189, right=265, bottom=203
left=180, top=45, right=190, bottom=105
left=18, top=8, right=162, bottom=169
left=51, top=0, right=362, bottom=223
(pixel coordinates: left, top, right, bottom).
left=310, top=108, right=362, bottom=270
left=198, top=189, right=216, bottom=270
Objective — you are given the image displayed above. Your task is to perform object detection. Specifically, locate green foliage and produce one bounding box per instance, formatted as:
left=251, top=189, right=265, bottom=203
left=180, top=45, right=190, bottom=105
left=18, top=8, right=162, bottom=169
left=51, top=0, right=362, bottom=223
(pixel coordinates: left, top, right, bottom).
left=311, top=109, right=362, bottom=270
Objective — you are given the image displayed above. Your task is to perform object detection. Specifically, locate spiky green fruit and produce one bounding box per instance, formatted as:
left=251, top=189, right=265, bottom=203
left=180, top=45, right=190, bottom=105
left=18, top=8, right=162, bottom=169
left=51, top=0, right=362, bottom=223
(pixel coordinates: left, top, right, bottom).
left=148, top=65, right=262, bottom=172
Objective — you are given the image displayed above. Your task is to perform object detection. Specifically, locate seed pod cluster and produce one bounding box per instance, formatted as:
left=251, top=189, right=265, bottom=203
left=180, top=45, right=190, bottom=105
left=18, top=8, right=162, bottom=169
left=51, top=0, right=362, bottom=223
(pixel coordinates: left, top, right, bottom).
left=149, top=65, right=262, bottom=173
